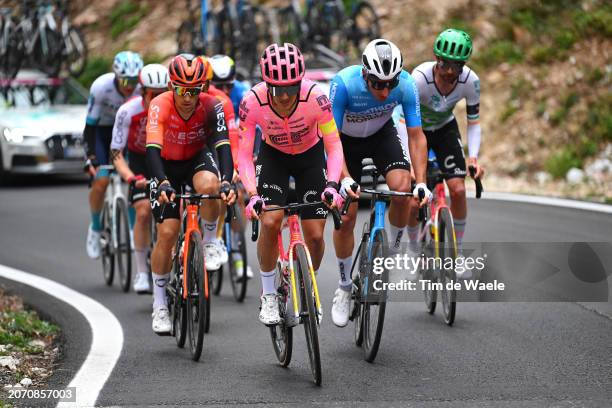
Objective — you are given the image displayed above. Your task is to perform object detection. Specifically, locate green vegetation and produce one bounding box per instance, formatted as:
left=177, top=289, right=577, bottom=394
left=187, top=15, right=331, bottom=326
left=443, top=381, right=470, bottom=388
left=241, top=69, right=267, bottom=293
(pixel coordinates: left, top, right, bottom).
left=109, top=0, right=148, bottom=40
left=500, top=104, right=519, bottom=123
left=473, top=40, right=523, bottom=69
left=77, top=56, right=112, bottom=89
left=545, top=147, right=582, bottom=178
left=0, top=309, right=59, bottom=353
left=550, top=92, right=579, bottom=127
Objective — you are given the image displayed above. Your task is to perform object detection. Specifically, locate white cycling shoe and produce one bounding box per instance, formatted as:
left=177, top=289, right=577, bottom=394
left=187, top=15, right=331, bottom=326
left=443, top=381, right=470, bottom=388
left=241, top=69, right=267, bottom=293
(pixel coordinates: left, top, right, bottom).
left=152, top=306, right=171, bottom=335
left=203, top=241, right=224, bottom=271
left=259, top=294, right=281, bottom=326
left=133, top=272, right=152, bottom=294
left=331, top=287, right=351, bottom=327
left=86, top=224, right=101, bottom=259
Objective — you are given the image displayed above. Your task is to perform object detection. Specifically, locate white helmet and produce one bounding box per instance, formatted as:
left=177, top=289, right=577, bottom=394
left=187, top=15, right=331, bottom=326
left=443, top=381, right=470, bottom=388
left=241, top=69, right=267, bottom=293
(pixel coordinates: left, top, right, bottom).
left=362, top=39, right=403, bottom=80
left=139, top=64, right=169, bottom=89
left=210, top=55, right=236, bottom=83
left=113, top=51, right=143, bottom=78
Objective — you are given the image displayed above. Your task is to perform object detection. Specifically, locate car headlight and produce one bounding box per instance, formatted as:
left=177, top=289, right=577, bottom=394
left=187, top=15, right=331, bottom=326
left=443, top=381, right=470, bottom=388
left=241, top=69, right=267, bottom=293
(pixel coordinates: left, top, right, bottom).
left=3, top=128, right=24, bottom=144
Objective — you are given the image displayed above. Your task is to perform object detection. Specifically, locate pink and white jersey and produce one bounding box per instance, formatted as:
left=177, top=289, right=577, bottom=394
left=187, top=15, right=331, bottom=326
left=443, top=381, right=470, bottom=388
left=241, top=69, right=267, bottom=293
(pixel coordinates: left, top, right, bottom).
left=111, top=96, right=148, bottom=155
left=238, top=79, right=343, bottom=194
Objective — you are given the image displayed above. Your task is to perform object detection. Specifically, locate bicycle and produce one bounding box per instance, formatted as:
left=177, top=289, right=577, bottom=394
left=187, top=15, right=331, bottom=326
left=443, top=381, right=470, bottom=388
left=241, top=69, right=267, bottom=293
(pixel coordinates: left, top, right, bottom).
left=251, top=197, right=342, bottom=385
left=165, top=189, right=223, bottom=361
left=210, top=202, right=249, bottom=302
left=344, top=162, right=417, bottom=362
left=55, top=0, right=87, bottom=77
left=97, top=165, right=132, bottom=293
left=417, top=154, right=483, bottom=326
left=0, top=7, right=22, bottom=80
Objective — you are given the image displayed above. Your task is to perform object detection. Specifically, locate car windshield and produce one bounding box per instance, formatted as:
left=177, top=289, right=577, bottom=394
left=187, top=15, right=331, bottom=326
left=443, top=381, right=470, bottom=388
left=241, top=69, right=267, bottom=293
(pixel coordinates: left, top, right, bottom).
left=0, top=76, right=89, bottom=109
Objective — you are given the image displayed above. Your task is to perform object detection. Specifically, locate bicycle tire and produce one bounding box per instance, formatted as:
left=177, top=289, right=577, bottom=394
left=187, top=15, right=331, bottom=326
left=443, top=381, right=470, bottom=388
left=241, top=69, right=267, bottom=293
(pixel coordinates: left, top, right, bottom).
left=362, top=228, right=388, bottom=363
left=269, top=260, right=292, bottom=366
left=421, top=218, right=437, bottom=314
left=115, top=198, right=132, bottom=293
left=211, top=265, right=223, bottom=296
left=100, top=201, right=115, bottom=286
left=1, top=21, right=23, bottom=80
left=296, top=244, right=322, bottom=385
left=204, top=262, right=212, bottom=334
left=346, top=1, right=380, bottom=61
left=187, top=231, right=206, bottom=361
left=177, top=20, right=196, bottom=53
left=64, top=26, right=87, bottom=77
left=353, top=228, right=369, bottom=347
left=438, top=207, right=457, bottom=326
left=171, top=236, right=187, bottom=348
left=33, top=26, right=62, bottom=76
left=227, top=214, right=248, bottom=302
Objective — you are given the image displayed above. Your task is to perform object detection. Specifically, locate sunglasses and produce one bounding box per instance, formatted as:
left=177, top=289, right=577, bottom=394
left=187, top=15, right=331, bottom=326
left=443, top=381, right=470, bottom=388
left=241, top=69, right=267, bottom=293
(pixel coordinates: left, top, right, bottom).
left=437, top=58, right=465, bottom=72
left=118, top=77, right=139, bottom=87
left=367, top=75, right=400, bottom=90
left=267, top=82, right=301, bottom=97
left=172, top=84, right=203, bottom=97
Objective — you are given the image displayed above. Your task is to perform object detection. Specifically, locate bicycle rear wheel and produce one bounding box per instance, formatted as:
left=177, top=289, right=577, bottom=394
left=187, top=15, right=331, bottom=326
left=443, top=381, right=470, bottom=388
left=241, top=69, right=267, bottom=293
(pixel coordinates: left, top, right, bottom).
left=420, top=218, right=437, bottom=314
left=227, top=218, right=248, bottom=302
left=187, top=231, right=206, bottom=361
left=296, top=245, right=321, bottom=385
left=64, top=26, right=87, bottom=77
left=363, top=229, right=388, bottom=363
left=438, top=207, right=457, bottom=326
left=34, top=26, right=62, bottom=76
left=115, top=198, right=132, bottom=293
left=269, top=261, right=292, bottom=366
left=100, top=202, right=114, bottom=286
left=346, top=1, right=380, bottom=61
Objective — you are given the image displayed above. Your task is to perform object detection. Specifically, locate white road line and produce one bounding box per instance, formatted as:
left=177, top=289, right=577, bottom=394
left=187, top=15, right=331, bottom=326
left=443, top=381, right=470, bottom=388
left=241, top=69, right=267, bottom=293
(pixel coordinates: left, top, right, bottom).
left=0, top=264, right=123, bottom=408
left=468, top=191, right=612, bottom=214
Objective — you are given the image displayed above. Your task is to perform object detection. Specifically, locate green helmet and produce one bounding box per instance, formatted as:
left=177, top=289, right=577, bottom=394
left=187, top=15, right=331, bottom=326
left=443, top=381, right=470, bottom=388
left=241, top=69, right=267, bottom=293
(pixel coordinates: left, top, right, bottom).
left=433, top=29, right=473, bottom=61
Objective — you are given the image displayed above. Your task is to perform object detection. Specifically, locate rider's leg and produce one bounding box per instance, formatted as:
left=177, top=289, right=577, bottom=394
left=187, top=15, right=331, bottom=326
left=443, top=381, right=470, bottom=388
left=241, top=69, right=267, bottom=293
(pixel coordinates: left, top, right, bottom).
left=258, top=209, right=283, bottom=294
left=386, top=168, right=412, bottom=250
left=133, top=199, right=152, bottom=274
left=333, top=202, right=358, bottom=290
left=150, top=219, right=180, bottom=308
left=446, top=177, right=467, bottom=251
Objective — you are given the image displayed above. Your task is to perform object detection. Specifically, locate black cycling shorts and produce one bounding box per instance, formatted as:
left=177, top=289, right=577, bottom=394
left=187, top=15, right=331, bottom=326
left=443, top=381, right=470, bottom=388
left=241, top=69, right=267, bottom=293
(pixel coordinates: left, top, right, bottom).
left=425, top=119, right=466, bottom=179
left=151, top=148, right=219, bottom=222
left=126, top=151, right=149, bottom=204
left=341, top=119, right=410, bottom=182
left=256, top=140, right=328, bottom=220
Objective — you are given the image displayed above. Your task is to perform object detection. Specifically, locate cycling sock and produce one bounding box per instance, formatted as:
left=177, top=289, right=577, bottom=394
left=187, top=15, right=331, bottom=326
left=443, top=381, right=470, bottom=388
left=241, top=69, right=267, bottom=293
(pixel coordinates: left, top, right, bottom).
left=152, top=272, right=169, bottom=309
left=128, top=206, right=136, bottom=229
left=407, top=224, right=420, bottom=254
left=231, top=229, right=241, bottom=248
left=388, top=222, right=404, bottom=250
left=134, top=248, right=148, bottom=275
left=91, top=211, right=102, bottom=232
left=454, top=217, right=466, bottom=253
left=202, top=218, right=218, bottom=243
left=260, top=269, right=276, bottom=295
left=337, top=256, right=352, bottom=290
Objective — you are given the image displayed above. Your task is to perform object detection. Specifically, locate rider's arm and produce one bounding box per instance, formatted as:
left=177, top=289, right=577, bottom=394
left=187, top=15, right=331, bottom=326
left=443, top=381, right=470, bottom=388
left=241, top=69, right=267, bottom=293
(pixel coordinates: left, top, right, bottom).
left=401, top=75, right=427, bottom=185
left=237, top=96, right=258, bottom=196
left=145, top=97, right=167, bottom=183
left=206, top=98, right=233, bottom=183
left=220, top=94, right=239, bottom=169
left=466, top=71, right=481, bottom=158
left=313, top=86, right=342, bottom=184
left=83, top=79, right=104, bottom=157
left=110, top=104, right=134, bottom=182
left=328, top=75, right=348, bottom=133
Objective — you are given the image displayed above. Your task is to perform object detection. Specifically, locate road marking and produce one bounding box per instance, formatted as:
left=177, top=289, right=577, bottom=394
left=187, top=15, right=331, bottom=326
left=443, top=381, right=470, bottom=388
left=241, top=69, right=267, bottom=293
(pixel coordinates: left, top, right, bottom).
left=468, top=191, right=612, bottom=214
left=0, top=264, right=123, bottom=408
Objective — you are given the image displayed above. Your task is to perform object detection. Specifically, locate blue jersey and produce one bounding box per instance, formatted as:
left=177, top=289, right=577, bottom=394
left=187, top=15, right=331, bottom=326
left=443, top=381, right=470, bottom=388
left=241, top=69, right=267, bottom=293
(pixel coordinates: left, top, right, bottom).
left=229, top=80, right=249, bottom=119
left=329, top=65, right=421, bottom=138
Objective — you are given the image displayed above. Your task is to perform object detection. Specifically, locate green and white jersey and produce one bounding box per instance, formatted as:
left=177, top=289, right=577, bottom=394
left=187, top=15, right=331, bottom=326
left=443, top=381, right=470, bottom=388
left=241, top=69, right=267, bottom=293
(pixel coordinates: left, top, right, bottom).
left=411, top=61, right=480, bottom=131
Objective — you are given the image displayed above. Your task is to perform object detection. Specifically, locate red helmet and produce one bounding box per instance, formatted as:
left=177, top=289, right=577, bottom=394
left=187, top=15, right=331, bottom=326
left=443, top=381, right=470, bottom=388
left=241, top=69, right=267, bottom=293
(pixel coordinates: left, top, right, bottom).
left=168, top=53, right=206, bottom=87
left=260, top=43, right=305, bottom=86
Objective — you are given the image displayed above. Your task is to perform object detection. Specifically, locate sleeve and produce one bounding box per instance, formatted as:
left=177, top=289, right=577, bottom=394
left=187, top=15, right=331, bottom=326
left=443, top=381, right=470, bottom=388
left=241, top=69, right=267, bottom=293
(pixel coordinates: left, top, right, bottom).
left=401, top=74, right=422, bottom=128
left=206, top=97, right=233, bottom=182
left=220, top=94, right=239, bottom=169
left=110, top=103, right=130, bottom=151
left=85, top=78, right=103, bottom=126
left=237, top=93, right=259, bottom=195
left=145, top=96, right=167, bottom=181
left=313, top=85, right=343, bottom=184
left=328, top=75, right=348, bottom=133
left=465, top=71, right=481, bottom=158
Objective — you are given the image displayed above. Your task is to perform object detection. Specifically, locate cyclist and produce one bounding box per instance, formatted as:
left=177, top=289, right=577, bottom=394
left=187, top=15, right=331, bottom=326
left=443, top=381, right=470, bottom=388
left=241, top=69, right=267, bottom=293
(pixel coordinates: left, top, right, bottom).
left=209, top=54, right=255, bottom=279
left=146, top=54, right=235, bottom=334
left=329, top=38, right=431, bottom=327
left=110, top=63, right=169, bottom=294
left=408, top=29, right=484, bottom=277
left=238, top=43, right=344, bottom=325
left=84, top=51, right=143, bottom=259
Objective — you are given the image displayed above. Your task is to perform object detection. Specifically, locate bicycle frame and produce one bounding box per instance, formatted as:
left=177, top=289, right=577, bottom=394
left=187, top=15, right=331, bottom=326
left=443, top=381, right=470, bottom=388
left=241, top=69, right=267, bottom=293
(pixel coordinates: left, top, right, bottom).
left=277, top=213, right=322, bottom=323
left=98, top=166, right=127, bottom=253
left=181, top=199, right=207, bottom=301
left=417, top=176, right=457, bottom=259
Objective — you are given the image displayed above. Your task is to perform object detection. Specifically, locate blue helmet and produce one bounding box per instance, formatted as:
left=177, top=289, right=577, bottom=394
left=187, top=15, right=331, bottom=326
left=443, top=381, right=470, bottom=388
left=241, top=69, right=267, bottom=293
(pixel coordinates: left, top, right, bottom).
left=113, top=51, right=143, bottom=78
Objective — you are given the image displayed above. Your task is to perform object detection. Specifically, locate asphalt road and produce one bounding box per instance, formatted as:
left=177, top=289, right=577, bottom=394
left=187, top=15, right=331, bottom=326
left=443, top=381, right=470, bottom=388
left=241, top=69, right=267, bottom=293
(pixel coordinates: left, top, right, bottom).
left=1, top=178, right=611, bottom=407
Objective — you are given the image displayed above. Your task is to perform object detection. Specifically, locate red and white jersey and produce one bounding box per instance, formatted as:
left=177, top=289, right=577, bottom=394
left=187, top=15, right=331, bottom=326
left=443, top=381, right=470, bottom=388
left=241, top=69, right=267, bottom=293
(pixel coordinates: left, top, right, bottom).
left=111, top=95, right=147, bottom=154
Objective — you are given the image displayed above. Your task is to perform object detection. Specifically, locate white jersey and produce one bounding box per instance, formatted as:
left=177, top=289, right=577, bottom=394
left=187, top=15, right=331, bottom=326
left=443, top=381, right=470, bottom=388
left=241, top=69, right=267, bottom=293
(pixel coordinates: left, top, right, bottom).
left=86, top=73, right=140, bottom=127
left=411, top=61, right=480, bottom=131
left=111, top=96, right=147, bottom=154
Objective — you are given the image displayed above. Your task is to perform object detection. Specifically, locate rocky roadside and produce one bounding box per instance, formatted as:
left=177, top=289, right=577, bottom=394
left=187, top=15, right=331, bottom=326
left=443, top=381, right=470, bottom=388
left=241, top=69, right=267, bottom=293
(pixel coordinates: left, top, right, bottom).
left=0, top=288, right=61, bottom=404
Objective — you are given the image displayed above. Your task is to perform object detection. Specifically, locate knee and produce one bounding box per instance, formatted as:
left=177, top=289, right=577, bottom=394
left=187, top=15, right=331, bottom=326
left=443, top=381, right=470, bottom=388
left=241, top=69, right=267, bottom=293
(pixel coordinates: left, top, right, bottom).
left=449, top=182, right=466, bottom=201
left=194, top=172, right=219, bottom=194
left=136, top=205, right=151, bottom=223
left=387, top=172, right=411, bottom=193
left=92, top=179, right=108, bottom=194
left=261, top=212, right=282, bottom=234
left=340, top=213, right=357, bottom=234
left=156, top=225, right=178, bottom=247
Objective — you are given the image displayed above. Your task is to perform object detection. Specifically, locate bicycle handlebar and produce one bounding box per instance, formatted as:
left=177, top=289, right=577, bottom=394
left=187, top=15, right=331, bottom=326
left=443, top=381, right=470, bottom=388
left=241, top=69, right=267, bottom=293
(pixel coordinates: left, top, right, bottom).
left=340, top=182, right=359, bottom=216
left=468, top=166, right=483, bottom=199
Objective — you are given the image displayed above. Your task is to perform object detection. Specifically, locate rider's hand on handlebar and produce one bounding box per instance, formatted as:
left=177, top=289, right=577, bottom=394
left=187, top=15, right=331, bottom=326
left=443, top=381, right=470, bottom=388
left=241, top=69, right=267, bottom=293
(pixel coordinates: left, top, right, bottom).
left=84, top=156, right=99, bottom=178
left=128, top=174, right=147, bottom=189
left=220, top=181, right=236, bottom=205
left=468, top=157, right=484, bottom=179
left=322, top=187, right=344, bottom=209
left=156, top=182, right=176, bottom=205
left=413, top=182, right=432, bottom=207
left=245, top=194, right=264, bottom=220
left=339, top=177, right=360, bottom=200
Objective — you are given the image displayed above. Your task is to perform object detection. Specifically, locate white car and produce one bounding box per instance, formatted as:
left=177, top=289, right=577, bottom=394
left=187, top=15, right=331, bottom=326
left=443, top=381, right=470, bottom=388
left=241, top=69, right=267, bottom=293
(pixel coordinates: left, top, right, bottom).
left=0, top=70, right=88, bottom=179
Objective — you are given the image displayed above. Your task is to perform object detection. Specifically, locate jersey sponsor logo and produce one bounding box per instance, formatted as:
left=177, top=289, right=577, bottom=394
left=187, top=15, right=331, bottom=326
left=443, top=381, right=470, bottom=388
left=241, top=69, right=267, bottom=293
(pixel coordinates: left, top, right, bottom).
left=430, top=95, right=441, bottom=110
left=316, top=95, right=332, bottom=113
left=474, top=79, right=480, bottom=97
left=214, top=102, right=227, bottom=132
left=291, top=127, right=309, bottom=144
left=303, top=190, right=318, bottom=204
left=315, top=207, right=328, bottom=216
left=239, top=99, right=249, bottom=122
left=444, top=155, right=456, bottom=169
left=269, top=133, right=289, bottom=145
left=148, top=104, right=160, bottom=126
left=329, top=81, right=338, bottom=102
left=346, top=111, right=386, bottom=123
left=262, top=183, right=283, bottom=194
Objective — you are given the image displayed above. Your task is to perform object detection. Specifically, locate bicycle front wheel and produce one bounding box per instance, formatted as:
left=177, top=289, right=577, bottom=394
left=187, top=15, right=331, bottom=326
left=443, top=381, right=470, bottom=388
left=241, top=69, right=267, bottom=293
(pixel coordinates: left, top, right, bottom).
left=438, top=207, right=457, bottom=326
left=187, top=231, right=206, bottom=361
left=171, top=236, right=187, bottom=348
left=100, top=201, right=114, bottom=286
left=115, top=198, right=132, bottom=293
left=296, top=245, right=321, bottom=385
left=420, top=218, right=437, bottom=314
left=269, top=260, right=292, bottom=366
left=228, top=217, right=248, bottom=302
left=363, top=229, right=388, bottom=363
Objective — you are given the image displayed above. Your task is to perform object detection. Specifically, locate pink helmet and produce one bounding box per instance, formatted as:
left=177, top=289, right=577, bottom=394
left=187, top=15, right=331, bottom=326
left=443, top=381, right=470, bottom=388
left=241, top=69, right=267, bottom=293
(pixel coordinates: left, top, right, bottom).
left=260, top=43, right=305, bottom=85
